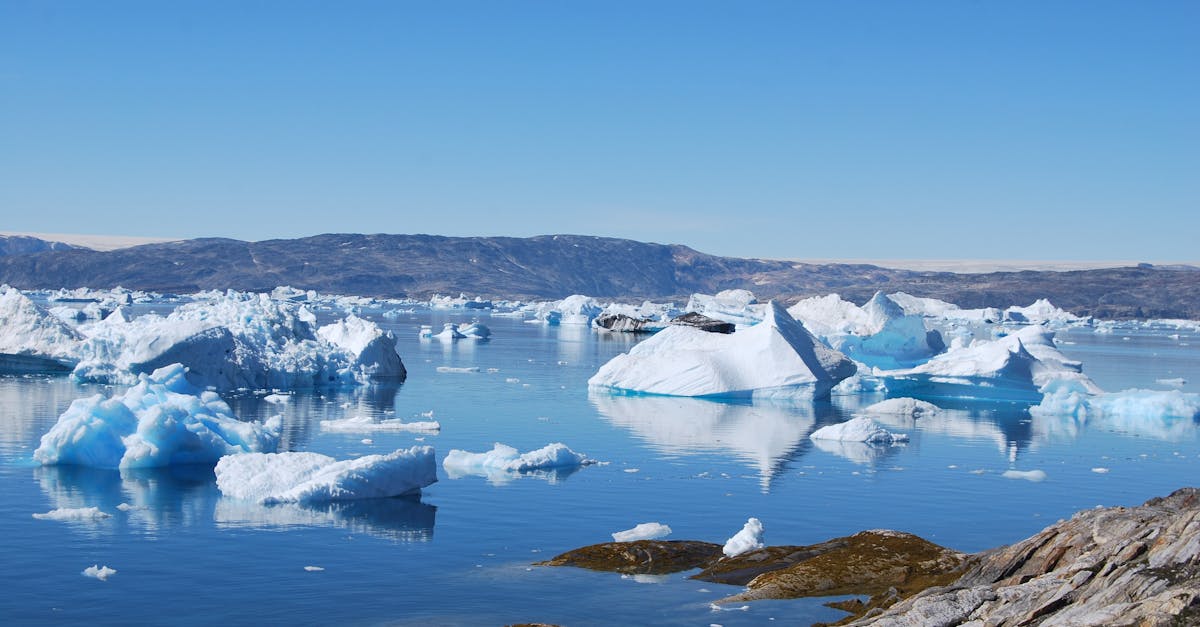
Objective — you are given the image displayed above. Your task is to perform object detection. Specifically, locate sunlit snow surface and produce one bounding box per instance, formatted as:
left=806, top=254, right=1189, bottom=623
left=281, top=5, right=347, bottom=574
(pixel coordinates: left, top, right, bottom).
left=1, top=294, right=1198, bottom=626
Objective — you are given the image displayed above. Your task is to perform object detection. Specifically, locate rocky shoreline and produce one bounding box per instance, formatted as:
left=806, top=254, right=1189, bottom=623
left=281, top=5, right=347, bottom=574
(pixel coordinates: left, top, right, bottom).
left=537, top=488, right=1200, bottom=625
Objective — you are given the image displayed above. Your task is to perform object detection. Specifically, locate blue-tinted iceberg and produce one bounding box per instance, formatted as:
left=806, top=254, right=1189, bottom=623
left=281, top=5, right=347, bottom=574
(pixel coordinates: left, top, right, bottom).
left=880, top=326, right=1099, bottom=402
left=589, top=301, right=855, bottom=400
left=34, top=363, right=282, bottom=469
left=788, top=292, right=944, bottom=369
left=214, top=446, right=437, bottom=504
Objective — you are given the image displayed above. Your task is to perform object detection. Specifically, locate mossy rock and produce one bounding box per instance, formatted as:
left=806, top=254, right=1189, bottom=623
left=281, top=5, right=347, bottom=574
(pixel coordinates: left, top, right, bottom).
left=535, top=540, right=723, bottom=575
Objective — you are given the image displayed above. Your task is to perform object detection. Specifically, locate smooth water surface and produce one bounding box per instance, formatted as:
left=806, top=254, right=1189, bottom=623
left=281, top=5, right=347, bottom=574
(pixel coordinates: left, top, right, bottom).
left=2, top=311, right=1198, bottom=625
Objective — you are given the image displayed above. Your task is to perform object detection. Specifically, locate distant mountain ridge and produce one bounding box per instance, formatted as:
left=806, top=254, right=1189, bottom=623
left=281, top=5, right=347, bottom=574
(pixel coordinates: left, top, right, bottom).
left=0, top=235, right=79, bottom=256
left=0, top=233, right=1195, bottom=319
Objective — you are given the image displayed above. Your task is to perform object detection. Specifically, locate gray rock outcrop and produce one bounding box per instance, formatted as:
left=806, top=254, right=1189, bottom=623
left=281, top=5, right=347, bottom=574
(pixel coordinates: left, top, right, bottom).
left=849, top=487, right=1200, bottom=626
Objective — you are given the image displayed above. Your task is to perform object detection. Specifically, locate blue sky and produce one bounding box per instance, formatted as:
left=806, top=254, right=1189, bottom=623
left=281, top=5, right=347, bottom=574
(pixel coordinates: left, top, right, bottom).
left=2, top=1, right=1196, bottom=261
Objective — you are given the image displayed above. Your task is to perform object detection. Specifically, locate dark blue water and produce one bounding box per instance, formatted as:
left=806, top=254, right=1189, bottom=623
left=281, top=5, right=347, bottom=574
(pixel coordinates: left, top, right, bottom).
left=2, top=310, right=1197, bottom=625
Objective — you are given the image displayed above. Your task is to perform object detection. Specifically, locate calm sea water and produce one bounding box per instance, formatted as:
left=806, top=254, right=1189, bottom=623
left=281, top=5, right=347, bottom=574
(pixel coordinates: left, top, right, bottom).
left=2, top=309, right=1198, bottom=626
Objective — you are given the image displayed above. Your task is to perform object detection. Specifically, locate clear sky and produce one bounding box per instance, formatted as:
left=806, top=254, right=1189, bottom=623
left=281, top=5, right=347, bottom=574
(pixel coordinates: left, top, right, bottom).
left=2, top=1, right=1196, bottom=261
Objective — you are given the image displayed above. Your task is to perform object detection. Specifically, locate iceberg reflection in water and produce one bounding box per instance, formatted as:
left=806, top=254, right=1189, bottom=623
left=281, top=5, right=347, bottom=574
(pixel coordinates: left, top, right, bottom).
left=589, top=391, right=830, bottom=491
left=215, top=495, right=436, bottom=542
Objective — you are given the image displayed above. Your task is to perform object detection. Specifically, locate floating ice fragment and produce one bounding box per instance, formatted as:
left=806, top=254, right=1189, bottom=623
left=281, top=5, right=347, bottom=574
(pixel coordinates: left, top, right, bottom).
left=263, top=393, right=290, bottom=405
left=436, top=366, right=480, bottom=374
left=304, top=566, right=325, bottom=572
left=612, top=522, right=672, bottom=542
left=82, top=565, right=117, bottom=581
left=1092, top=467, right=1110, bottom=474
left=320, top=415, right=441, bottom=433
left=443, top=443, right=596, bottom=478
left=809, top=417, right=908, bottom=443
left=1002, top=469, right=1047, bottom=482
left=33, top=507, right=111, bottom=521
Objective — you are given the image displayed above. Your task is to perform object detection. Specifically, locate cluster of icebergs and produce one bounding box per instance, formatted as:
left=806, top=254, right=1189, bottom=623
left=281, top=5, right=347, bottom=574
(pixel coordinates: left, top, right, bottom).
left=0, top=286, right=406, bottom=390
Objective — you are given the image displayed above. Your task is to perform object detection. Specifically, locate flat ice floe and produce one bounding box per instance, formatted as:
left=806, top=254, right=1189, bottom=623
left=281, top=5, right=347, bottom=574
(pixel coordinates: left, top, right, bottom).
left=34, top=363, right=281, bottom=469
left=589, top=301, right=855, bottom=399
left=442, top=442, right=596, bottom=480
left=214, top=446, right=437, bottom=504
left=723, top=517, right=765, bottom=557
left=809, top=417, right=909, bottom=443
left=1031, top=384, right=1200, bottom=440
left=33, top=506, right=111, bottom=521
left=612, top=522, right=672, bottom=542
left=861, top=398, right=941, bottom=418
left=1002, top=469, right=1047, bottom=482
left=319, top=415, right=441, bottom=433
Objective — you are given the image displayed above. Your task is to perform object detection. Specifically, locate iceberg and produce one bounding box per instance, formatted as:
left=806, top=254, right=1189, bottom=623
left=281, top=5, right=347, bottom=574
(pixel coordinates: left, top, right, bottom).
left=442, top=442, right=595, bottom=478
left=1031, top=383, right=1200, bottom=440
left=316, top=315, right=407, bottom=380
left=71, top=291, right=404, bottom=390
left=589, top=301, right=855, bottom=400
left=809, top=417, right=909, bottom=443
left=34, top=363, right=282, bottom=469
left=555, top=295, right=603, bottom=325
left=723, top=517, right=765, bottom=557
left=612, top=522, right=673, bottom=542
left=214, top=446, right=437, bottom=504
left=1004, top=299, right=1083, bottom=325
left=0, top=285, right=82, bottom=373
left=456, top=322, right=491, bottom=339
left=789, top=292, right=944, bottom=369
left=881, top=326, right=1099, bottom=402
left=685, top=289, right=765, bottom=327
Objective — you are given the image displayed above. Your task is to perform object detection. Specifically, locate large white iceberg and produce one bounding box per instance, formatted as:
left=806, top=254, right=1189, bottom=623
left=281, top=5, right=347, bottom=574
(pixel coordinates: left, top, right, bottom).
left=589, top=301, right=855, bottom=399
left=34, top=363, right=282, bottom=469
left=881, top=326, right=1099, bottom=402
left=0, top=285, right=82, bottom=372
left=214, top=446, right=437, bottom=504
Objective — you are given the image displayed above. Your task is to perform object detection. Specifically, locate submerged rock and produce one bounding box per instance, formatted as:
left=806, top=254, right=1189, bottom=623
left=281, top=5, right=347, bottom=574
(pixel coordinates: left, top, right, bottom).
left=536, top=540, right=723, bottom=575
left=848, top=487, right=1200, bottom=626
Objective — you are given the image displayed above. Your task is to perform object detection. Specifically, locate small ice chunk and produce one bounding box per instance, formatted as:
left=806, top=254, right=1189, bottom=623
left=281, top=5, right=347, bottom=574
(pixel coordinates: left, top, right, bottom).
left=116, top=503, right=147, bottom=512
left=319, top=415, right=441, bottom=433
left=1156, top=378, right=1187, bottom=388
left=33, top=506, right=111, bottom=521
left=1002, top=469, right=1047, bottom=482
left=436, top=366, right=480, bottom=374
left=361, top=438, right=374, bottom=445
left=303, top=566, right=325, bottom=572
left=612, top=522, right=672, bottom=542
left=1091, top=467, right=1110, bottom=474
left=82, top=565, right=117, bottom=581
left=263, top=393, right=291, bottom=404
left=723, top=517, right=764, bottom=557
left=809, top=417, right=908, bottom=443
left=442, top=442, right=595, bottom=476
